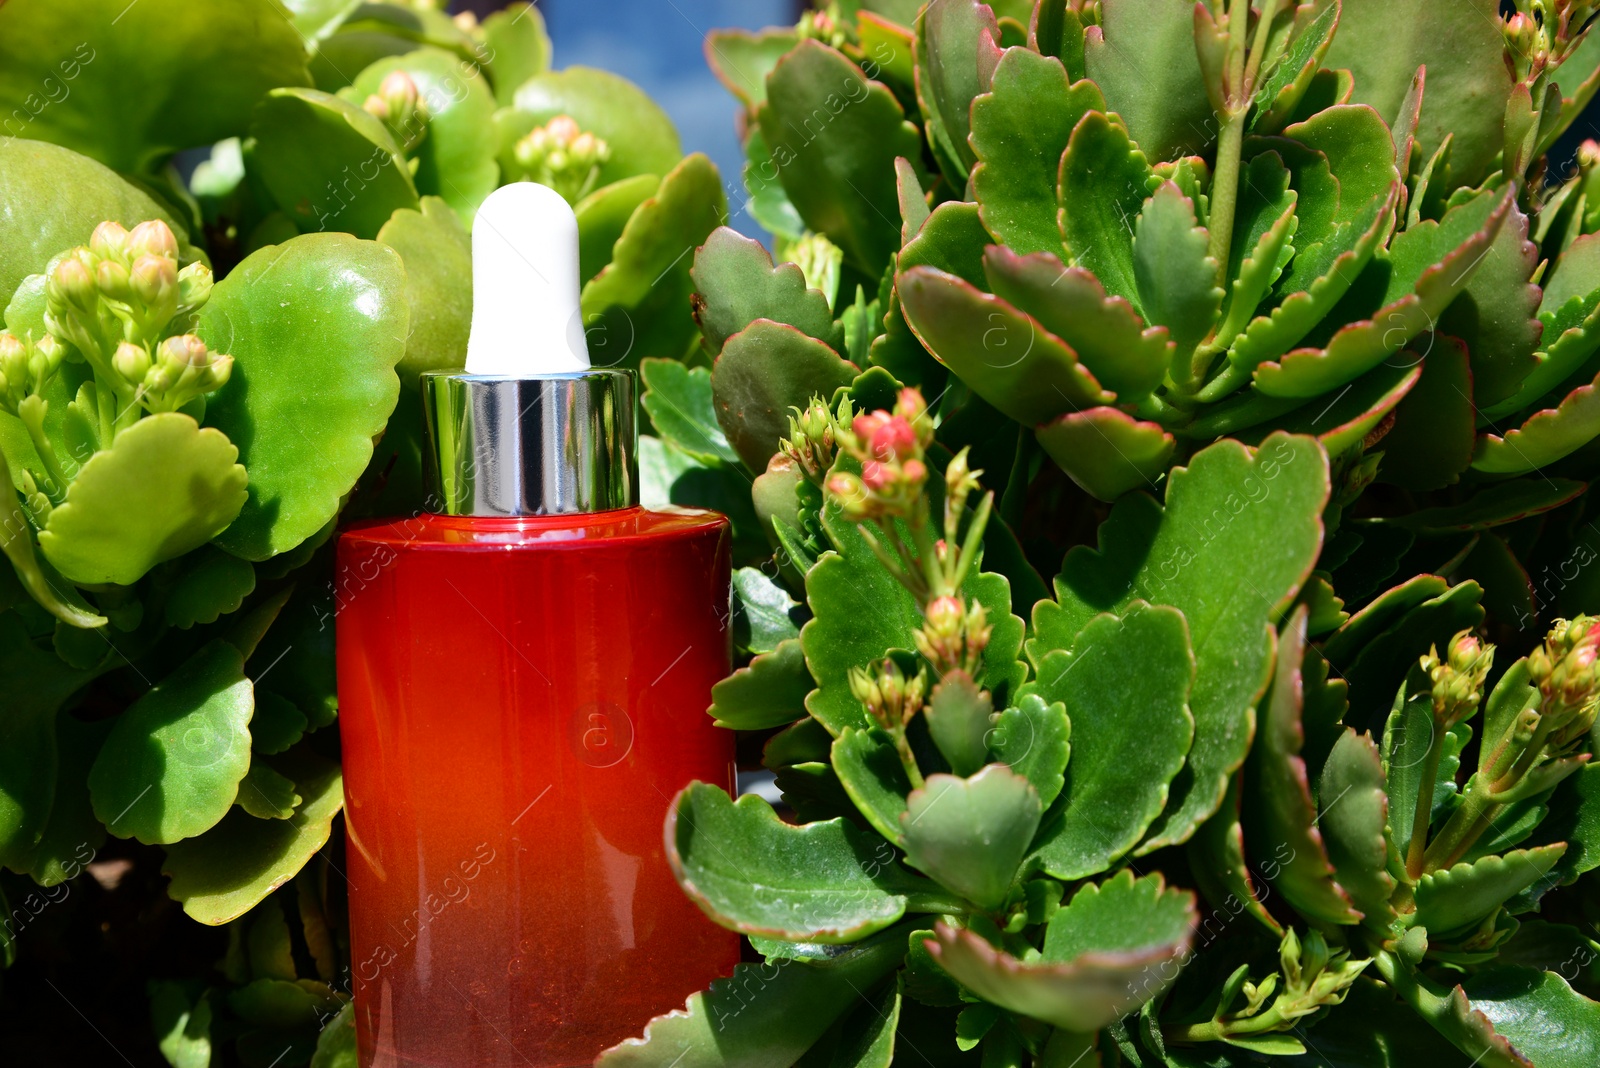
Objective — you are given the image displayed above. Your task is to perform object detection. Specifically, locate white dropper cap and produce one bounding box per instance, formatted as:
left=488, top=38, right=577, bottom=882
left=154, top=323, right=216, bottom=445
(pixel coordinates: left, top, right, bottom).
left=464, top=182, right=591, bottom=376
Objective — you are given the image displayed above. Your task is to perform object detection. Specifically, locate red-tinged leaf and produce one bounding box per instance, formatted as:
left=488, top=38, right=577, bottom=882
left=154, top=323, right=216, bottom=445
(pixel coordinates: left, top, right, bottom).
left=898, top=266, right=1111, bottom=425
left=1378, top=335, right=1477, bottom=489
left=913, top=0, right=1000, bottom=182
left=704, top=28, right=799, bottom=111
left=1257, top=355, right=1422, bottom=454
left=1057, top=111, right=1158, bottom=314
left=711, top=320, right=858, bottom=471
left=1474, top=375, right=1600, bottom=474
left=1035, top=407, right=1175, bottom=501
left=1083, top=0, right=1213, bottom=161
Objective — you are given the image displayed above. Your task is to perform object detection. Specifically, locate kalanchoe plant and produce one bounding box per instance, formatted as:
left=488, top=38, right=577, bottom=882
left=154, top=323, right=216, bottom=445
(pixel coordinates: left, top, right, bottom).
left=0, top=1, right=727, bottom=1063
left=614, top=0, right=1600, bottom=1064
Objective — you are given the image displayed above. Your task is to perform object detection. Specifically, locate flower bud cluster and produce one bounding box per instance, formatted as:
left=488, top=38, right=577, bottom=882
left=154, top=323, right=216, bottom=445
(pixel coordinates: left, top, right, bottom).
left=914, top=594, right=992, bottom=676
left=42, top=220, right=226, bottom=418
left=848, top=657, right=927, bottom=732
left=781, top=394, right=849, bottom=483
left=1421, top=630, right=1495, bottom=729
left=1528, top=615, right=1600, bottom=747
left=364, top=70, right=430, bottom=154
left=0, top=331, right=66, bottom=416
left=827, top=389, right=935, bottom=522
left=512, top=115, right=612, bottom=204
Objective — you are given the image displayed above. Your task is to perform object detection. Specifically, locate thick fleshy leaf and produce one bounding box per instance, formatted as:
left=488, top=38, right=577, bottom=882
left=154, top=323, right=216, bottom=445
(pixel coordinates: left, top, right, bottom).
left=1083, top=0, right=1212, bottom=161
left=1378, top=336, right=1476, bottom=489
left=1414, top=845, right=1567, bottom=937
left=503, top=67, right=682, bottom=190
left=1036, top=407, right=1175, bottom=502
left=970, top=48, right=1103, bottom=255
left=1343, top=582, right=1486, bottom=731
left=833, top=727, right=912, bottom=845
left=1486, top=233, right=1600, bottom=419
left=581, top=154, right=728, bottom=371
left=1398, top=478, right=1586, bottom=532
left=987, top=693, right=1071, bottom=810
left=1462, top=968, right=1600, bottom=1067
left=898, top=200, right=989, bottom=286
left=1255, top=190, right=1512, bottom=398
left=1438, top=200, right=1542, bottom=409
left=344, top=49, right=498, bottom=222
left=1317, top=728, right=1396, bottom=927
left=598, top=925, right=910, bottom=1068
left=983, top=248, right=1171, bottom=400
left=575, top=175, right=660, bottom=285
left=641, top=359, right=740, bottom=467
left=691, top=227, right=839, bottom=358
left=1187, top=772, right=1283, bottom=936
left=898, top=267, right=1110, bottom=425
left=913, top=0, right=1000, bottom=181
left=237, top=763, right=302, bottom=821
left=0, top=0, right=310, bottom=173
left=479, top=2, right=551, bottom=105
left=88, top=641, right=253, bottom=845
left=667, top=783, right=923, bottom=942
left=38, top=414, right=246, bottom=587
left=1323, top=0, right=1513, bottom=182
left=1025, top=606, right=1195, bottom=878
left=1058, top=112, right=1157, bottom=312
left=1474, top=377, right=1600, bottom=475
left=761, top=41, right=923, bottom=274
left=705, top=28, right=799, bottom=111
left=1033, top=433, right=1329, bottom=848
left=376, top=196, right=471, bottom=387
left=161, top=753, right=343, bottom=925
left=927, top=871, right=1195, bottom=1032
left=166, top=548, right=257, bottom=630
left=708, top=638, right=812, bottom=731
left=924, top=671, right=993, bottom=778
left=711, top=321, right=856, bottom=472
left=733, top=568, right=801, bottom=657
left=1133, top=182, right=1222, bottom=361
left=803, top=492, right=1026, bottom=737
left=200, top=234, right=407, bottom=560
left=1251, top=0, right=1342, bottom=135
left=1536, top=764, right=1600, bottom=881
left=901, top=768, right=1039, bottom=913
left=1243, top=607, right=1361, bottom=924
left=249, top=88, right=419, bottom=239
left=1215, top=152, right=1299, bottom=347
left=1262, top=355, right=1422, bottom=454
left=0, top=138, right=199, bottom=306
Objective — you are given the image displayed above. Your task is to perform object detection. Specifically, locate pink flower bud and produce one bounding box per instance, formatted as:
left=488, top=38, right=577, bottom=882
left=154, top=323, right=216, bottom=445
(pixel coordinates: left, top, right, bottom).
left=90, top=220, right=130, bottom=258
left=853, top=412, right=889, bottom=444
left=860, top=460, right=891, bottom=491
left=895, top=387, right=926, bottom=422
left=903, top=459, right=927, bottom=483
left=127, top=219, right=178, bottom=260
left=870, top=416, right=918, bottom=461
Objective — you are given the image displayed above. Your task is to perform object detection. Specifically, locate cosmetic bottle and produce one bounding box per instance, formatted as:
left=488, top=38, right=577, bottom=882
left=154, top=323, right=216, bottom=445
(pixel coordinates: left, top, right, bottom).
left=335, top=183, right=739, bottom=1066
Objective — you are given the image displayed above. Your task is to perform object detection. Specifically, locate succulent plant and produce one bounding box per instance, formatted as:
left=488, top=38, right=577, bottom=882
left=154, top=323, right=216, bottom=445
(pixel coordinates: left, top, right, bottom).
left=611, top=0, right=1600, bottom=1064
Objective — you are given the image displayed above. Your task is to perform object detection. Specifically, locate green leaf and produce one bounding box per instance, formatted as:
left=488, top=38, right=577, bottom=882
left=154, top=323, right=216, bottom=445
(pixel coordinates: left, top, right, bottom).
left=1317, top=728, right=1397, bottom=927
left=761, top=41, right=922, bottom=275
left=200, top=233, right=407, bottom=560
left=162, top=752, right=344, bottom=925
left=833, top=727, right=912, bottom=845
left=744, top=129, right=805, bottom=243
left=1260, top=355, right=1422, bottom=455
left=166, top=548, right=257, bottom=630
left=901, top=765, right=1041, bottom=910
left=376, top=195, right=471, bottom=389
left=502, top=66, right=683, bottom=190
left=925, top=670, right=994, bottom=778
left=1034, top=433, right=1329, bottom=849
left=970, top=48, right=1103, bottom=255
left=0, top=0, right=310, bottom=173
left=88, top=640, right=253, bottom=845
left=1397, top=478, right=1585, bottom=532
left=708, top=638, right=813, bottom=731
left=691, top=227, right=840, bottom=358
left=0, top=137, right=200, bottom=310
left=1083, top=0, right=1213, bottom=162
left=705, top=28, right=799, bottom=112
left=1058, top=112, right=1156, bottom=312
left=987, top=694, right=1071, bottom=810
left=712, top=321, right=856, bottom=472
left=1462, top=968, right=1600, bottom=1067
left=1242, top=606, right=1361, bottom=924
left=1473, top=378, right=1600, bottom=475
left=251, top=691, right=308, bottom=757
left=734, top=567, right=803, bottom=654
left=597, top=925, right=911, bottom=1068
left=796, top=979, right=902, bottom=1068
left=1376, top=336, right=1476, bottom=490
left=913, top=0, right=999, bottom=181
left=345, top=48, right=498, bottom=222
left=1186, top=772, right=1283, bottom=936
left=150, top=981, right=214, bottom=1068
left=1133, top=182, right=1222, bottom=362
left=1537, top=764, right=1600, bottom=880
left=479, top=2, right=552, bottom=105
left=24, top=711, right=109, bottom=887
left=667, top=783, right=921, bottom=942
left=641, top=358, right=739, bottom=466
left=580, top=154, right=728, bottom=370
left=897, top=267, right=1110, bottom=425
left=576, top=174, right=661, bottom=285
left=1438, top=201, right=1542, bottom=409
left=983, top=247, right=1171, bottom=400
left=1323, top=0, right=1513, bottom=182
left=1414, top=845, right=1567, bottom=938
left=803, top=498, right=1025, bottom=737
left=1486, top=232, right=1600, bottom=419
left=1216, top=152, right=1299, bottom=346
left=249, top=88, right=419, bottom=240
left=1025, top=605, right=1195, bottom=878
left=927, top=871, right=1195, bottom=1032
left=310, top=1001, right=357, bottom=1068
left=236, top=763, right=302, bottom=821
left=1345, top=583, right=1485, bottom=732
left=38, top=414, right=246, bottom=587
left=1251, top=0, right=1341, bottom=134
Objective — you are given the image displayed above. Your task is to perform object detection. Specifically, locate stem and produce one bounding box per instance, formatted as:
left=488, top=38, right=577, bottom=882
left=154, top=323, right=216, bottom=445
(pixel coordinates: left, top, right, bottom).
left=1242, top=0, right=1284, bottom=92
left=17, top=399, right=69, bottom=505
left=891, top=725, right=926, bottom=791
left=1421, top=784, right=1497, bottom=872
left=1206, top=111, right=1248, bottom=297
left=1405, top=734, right=1446, bottom=880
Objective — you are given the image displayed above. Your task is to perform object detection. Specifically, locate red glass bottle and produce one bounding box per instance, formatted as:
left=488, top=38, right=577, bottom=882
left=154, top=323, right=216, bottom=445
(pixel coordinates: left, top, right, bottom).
left=336, top=369, right=738, bottom=1066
